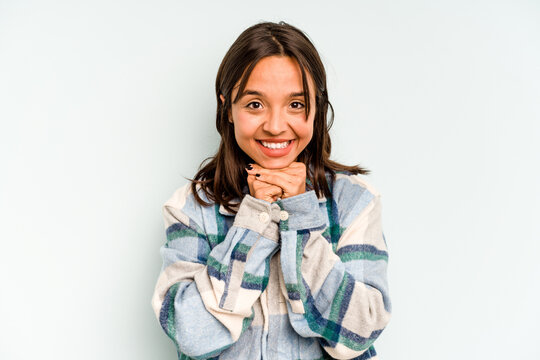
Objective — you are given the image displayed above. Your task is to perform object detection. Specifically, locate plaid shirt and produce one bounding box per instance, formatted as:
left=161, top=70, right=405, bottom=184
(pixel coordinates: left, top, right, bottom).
left=151, top=172, right=391, bottom=359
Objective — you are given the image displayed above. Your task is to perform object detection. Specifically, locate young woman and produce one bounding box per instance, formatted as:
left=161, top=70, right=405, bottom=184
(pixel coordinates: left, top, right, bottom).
left=152, top=21, right=391, bottom=360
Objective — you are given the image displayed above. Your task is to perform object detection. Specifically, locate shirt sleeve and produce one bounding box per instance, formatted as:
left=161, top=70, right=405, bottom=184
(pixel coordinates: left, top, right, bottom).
left=151, top=185, right=280, bottom=359
left=276, top=187, right=391, bottom=360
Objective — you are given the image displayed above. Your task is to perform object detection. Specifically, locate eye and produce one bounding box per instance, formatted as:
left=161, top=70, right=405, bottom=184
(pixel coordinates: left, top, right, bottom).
left=290, top=101, right=305, bottom=109
left=246, top=101, right=263, bottom=109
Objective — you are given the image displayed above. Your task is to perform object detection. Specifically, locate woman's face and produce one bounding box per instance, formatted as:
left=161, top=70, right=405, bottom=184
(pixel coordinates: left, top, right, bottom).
left=223, top=55, right=316, bottom=169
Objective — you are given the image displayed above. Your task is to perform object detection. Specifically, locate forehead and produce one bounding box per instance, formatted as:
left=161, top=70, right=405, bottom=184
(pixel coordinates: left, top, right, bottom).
left=234, top=56, right=315, bottom=97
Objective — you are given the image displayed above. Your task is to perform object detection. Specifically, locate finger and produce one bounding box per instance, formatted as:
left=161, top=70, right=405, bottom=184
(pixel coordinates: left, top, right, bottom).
left=248, top=162, right=294, bottom=173
left=247, top=173, right=256, bottom=184
left=246, top=167, right=289, bottom=178
left=278, top=162, right=307, bottom=177
left=252, top=180, right=280, bottom=191
left=253, top=183, right=283, bottom=202
left=252, top=179, right=282, bottom=194
left=247, top=163, right=264, bottom=171
left=253, top=172, right=306, bottom=200
left=246, top=165, right=305, bottom=177
left=248, top=170, right=295, bottom=189
left=246, top=173, right=257, bottom=196
left=247, top=164, right=306, bottom=199
left=256, top=174, right=298, bottom=200
left=248, top=164, right=289, bottom=173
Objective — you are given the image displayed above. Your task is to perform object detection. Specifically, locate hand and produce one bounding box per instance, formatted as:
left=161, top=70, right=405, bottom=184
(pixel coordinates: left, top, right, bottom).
left=246, top=162, right=307, bottom=199
left=246, top=169, right=283, bottom=203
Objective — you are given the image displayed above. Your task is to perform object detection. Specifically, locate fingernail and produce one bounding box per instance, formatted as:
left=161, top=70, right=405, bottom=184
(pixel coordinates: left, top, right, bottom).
left=255, top=174, right=260, bottom=177
left=247, top=164, right=253, bottom=170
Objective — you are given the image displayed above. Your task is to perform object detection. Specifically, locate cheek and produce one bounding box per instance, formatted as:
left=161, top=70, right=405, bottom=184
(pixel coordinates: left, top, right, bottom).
left=295, top=120, right=314, bottom=144
left=233, top=112, right=258, bottom=141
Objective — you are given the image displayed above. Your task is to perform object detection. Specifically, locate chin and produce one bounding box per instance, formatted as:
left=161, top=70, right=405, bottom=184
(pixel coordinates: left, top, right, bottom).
left=257, top=158, right=295, bottom=169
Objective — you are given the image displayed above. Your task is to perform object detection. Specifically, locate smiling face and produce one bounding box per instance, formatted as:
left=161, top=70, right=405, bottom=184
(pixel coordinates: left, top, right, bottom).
left=224, top=55, right=316, bottom=169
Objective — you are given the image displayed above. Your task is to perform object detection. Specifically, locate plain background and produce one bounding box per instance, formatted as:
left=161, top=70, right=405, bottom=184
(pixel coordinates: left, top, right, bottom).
left=1, top=0, right=539, bottom=359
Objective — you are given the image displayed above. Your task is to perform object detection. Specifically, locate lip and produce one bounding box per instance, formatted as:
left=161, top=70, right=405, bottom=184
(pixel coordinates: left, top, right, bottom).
left=257, top=138, right=292, bottom=142
left=256, top=139, right=294, bottom=157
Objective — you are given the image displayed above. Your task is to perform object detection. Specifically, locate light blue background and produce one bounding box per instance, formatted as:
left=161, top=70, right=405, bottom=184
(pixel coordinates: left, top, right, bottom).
left=1, top=0, right=539, bottom=359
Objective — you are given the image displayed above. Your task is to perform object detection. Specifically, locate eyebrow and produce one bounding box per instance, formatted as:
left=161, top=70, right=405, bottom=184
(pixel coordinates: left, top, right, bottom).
left=240, top=89, right=306, bottom=98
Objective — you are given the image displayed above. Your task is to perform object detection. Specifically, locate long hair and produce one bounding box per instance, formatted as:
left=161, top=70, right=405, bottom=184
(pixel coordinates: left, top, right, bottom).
left=191, top=21, right=369, bottom=213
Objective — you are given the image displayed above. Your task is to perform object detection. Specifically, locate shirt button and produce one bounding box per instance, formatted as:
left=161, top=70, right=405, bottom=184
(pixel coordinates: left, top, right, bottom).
left=259, top=212, right=270, bottom=223
left=279, top=210, right=289, bottom=221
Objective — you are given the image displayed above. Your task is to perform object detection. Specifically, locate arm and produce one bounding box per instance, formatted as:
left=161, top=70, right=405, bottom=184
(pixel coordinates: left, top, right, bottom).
left=276, top=180, right=391, bottom=360
left=151, top=185, right=280, bottom=359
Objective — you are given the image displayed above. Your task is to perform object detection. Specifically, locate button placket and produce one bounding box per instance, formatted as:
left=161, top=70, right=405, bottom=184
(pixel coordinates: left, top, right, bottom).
left=269, top=203, right=282, bottom=223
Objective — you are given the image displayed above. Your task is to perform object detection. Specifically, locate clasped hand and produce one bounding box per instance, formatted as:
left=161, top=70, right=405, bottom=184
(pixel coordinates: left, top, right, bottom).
left=246, top=162, right=306, bottom=203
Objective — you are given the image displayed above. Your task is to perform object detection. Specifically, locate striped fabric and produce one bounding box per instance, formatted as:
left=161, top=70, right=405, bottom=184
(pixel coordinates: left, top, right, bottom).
left=151, top=172, right=391, bottom=359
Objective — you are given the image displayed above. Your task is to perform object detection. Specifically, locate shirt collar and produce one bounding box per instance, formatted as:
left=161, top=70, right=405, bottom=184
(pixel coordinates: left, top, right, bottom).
left=218, top=185, right=248, bottom=216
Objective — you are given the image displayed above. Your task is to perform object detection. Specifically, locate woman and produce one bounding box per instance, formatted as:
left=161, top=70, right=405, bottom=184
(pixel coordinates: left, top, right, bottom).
left=151, top=21, right=391, bottom=360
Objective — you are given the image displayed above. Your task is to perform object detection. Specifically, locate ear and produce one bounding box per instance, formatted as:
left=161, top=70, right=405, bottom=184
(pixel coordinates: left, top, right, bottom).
left=220, top=94, right=233, bottom=124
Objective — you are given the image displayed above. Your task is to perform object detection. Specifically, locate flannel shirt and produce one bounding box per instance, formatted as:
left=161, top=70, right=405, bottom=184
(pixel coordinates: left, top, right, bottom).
left=151, top=172, right=391, bottom=359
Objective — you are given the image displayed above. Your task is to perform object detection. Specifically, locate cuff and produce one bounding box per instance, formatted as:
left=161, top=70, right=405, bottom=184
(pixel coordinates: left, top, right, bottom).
left=277, top=190, right=326, bottom=231
left=233, top=195, right=281, bottom=242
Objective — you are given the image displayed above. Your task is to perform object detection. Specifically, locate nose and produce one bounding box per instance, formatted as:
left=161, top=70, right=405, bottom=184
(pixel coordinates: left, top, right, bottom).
left=262, top=109, right=287, bottom=135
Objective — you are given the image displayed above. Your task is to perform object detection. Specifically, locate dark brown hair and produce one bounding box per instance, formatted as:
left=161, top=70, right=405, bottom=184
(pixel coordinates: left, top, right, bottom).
left=191, top=21, right=369, bottom=213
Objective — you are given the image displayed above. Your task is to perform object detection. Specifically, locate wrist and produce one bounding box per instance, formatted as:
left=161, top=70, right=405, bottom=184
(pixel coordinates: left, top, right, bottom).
left=234, top=195, right=281, bottom=242
left=276, top=190, right=326, bottom=231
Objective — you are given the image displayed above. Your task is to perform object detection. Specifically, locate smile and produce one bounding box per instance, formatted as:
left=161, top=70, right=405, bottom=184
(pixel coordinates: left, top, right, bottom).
left=259, top=140, right=292, bottom=149
left=256, top=139, right=295, bottom=157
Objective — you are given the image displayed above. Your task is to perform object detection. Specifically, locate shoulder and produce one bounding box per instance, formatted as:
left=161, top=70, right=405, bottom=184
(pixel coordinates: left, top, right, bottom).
left=330, top=171, right=381, bottom=198
left=164, top=182, right=216, bottom=209
left=162, top=182, right=218, bottom=229
left=331, top=171, right=381, bottom=198
left=163, top=183, right=192, bottom=211
left=328, top=171, right=382, bottom=226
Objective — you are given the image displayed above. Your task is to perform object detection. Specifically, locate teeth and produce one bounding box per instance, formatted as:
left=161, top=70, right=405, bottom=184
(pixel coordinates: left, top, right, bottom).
left=261, top=140, right=291, bottom=149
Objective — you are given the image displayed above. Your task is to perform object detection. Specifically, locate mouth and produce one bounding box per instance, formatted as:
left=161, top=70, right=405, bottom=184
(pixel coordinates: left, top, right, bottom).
left=258, top=140, right=292, bottom=149
left=256, top=139, right=295, bottom=157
